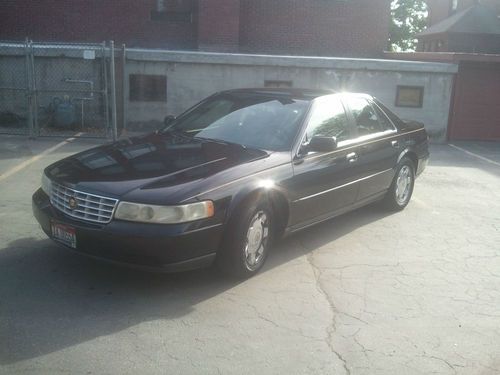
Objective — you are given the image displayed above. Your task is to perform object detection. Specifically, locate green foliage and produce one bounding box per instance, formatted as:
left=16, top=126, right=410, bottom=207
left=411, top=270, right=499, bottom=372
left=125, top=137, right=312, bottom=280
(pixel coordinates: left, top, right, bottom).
left=389, top=0, right=428, bottom=52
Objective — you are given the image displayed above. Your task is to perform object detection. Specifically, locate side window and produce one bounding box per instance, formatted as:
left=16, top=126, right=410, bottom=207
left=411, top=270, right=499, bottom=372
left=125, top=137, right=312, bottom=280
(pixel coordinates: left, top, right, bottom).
left=304, top=96, right=351, bottom=144
left=372, top=103, right=396, bottom=132
left=347, top=97, right=393, bottom=136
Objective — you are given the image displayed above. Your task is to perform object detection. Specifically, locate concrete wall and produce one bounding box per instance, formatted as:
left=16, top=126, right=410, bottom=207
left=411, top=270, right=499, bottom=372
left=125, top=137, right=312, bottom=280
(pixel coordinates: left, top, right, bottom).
left=0, top=43, right=458, bottom=141
left=124, top=50, right=458, bottom=142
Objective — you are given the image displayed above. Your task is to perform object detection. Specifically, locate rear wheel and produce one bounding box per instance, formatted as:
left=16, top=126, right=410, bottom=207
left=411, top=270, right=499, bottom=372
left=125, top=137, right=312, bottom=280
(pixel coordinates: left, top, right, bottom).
left=383, top=158, right=415, bottom=211
left=216, top=199, right=273, bottom=278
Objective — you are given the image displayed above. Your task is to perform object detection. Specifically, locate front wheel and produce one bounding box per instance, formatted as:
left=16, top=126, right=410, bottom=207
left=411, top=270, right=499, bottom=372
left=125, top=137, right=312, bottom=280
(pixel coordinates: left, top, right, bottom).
left=216, top=199, right=274, bottom=278
left=383, top=158, right=415, bottom=211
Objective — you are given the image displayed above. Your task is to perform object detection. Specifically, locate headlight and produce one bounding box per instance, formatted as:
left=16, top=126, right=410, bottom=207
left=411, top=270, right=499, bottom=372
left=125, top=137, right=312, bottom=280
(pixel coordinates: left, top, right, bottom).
left=41, top=173, right=52, bottom=196
left=114, top=201, right=215, bottom=224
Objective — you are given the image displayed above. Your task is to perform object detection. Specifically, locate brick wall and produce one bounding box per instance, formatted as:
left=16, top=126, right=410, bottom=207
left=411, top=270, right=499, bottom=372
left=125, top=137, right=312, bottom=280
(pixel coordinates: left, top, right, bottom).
left=0, top=0, right=391, bottom=57
left=239, top=0, right=391, bottom=58
left=198, top=0, right=240, bottom=52
left=0, top=0, right=197, bottom=49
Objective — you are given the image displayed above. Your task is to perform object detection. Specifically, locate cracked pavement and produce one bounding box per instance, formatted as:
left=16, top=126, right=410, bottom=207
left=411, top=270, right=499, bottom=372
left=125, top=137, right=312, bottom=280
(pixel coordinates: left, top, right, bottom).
left=0, top=136, right=499, bottom=374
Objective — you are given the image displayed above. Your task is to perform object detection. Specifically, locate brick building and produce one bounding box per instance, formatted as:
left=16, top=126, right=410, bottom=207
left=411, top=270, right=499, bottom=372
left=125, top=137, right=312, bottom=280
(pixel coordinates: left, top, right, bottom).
left=0, top=0, right=391, bottom=57
left=420, top=0, right=500, bottom=53
left=390, top=0, right=500, bottom=141
left=425, top=0, right=500, bottom=27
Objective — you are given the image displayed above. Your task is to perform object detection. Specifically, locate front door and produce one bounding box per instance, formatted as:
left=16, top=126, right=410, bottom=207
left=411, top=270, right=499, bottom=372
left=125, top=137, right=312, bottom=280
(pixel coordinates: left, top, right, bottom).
left=288, top=94, right=359, bottom=228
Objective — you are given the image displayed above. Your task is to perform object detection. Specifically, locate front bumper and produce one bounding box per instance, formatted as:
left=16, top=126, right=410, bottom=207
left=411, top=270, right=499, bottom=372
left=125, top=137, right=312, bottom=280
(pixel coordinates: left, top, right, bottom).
left=32, top=188, right=224, bottom=272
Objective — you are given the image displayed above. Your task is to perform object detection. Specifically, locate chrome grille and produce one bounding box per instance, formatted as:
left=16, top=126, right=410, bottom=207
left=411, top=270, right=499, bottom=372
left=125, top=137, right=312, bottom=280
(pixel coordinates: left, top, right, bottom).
left=50, top=182, right=118, bottom=224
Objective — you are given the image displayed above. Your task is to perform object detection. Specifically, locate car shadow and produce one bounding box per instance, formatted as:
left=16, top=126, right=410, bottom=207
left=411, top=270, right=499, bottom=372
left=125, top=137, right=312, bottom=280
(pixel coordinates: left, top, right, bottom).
left=0, top=203, right=394, bottom=365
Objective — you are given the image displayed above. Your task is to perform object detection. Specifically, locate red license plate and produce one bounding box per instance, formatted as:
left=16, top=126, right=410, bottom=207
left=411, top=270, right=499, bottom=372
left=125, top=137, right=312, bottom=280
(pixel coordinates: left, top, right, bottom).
left=51, top=223, right=77, bottom=249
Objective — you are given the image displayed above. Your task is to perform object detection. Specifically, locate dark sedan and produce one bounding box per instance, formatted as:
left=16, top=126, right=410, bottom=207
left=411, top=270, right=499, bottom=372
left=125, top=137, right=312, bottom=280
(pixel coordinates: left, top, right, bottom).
left=33, top=88, right=429, bottom=277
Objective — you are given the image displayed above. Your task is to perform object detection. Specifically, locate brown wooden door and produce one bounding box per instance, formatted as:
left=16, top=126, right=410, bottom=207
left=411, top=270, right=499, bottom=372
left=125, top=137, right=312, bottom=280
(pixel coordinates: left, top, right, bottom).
left=449, top=62, right=500, bottom=141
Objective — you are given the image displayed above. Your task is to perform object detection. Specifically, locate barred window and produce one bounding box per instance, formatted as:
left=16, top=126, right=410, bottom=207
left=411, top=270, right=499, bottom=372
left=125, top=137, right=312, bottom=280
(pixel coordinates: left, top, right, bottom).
left=129, top=74, right=167, bottom=102
left=157, top=0, right=167, bottom=12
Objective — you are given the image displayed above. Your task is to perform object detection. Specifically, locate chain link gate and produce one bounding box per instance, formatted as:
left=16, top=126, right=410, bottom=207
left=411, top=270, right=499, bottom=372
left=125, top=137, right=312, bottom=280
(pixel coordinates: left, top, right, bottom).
left=0, top=40, right=117, bottom=139
left=0, top=41, right=31, bottom=135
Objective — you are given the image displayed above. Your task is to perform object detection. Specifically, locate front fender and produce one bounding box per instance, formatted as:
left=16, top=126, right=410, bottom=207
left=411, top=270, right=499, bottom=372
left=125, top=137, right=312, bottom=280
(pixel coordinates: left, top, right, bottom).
left=193, top=161, right=295, bottom=232
left=224, top=180, right=291, bottom=226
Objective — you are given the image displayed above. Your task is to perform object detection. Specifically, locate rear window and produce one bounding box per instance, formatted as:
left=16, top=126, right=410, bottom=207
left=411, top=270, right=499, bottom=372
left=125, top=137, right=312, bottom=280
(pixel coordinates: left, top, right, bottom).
left=373, top=99, right=406, bottom=128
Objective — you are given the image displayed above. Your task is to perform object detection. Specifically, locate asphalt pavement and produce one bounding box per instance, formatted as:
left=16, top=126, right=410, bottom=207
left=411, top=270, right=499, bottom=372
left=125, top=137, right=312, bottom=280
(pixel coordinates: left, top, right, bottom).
left=0, top=135, right=499, bottom=375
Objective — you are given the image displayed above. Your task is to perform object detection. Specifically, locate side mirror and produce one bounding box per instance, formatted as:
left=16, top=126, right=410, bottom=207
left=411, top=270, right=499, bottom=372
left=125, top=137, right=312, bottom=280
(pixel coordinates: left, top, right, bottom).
left=308, top=136, right=337, bottom=153
left=164, top=115, right=176, bottom=126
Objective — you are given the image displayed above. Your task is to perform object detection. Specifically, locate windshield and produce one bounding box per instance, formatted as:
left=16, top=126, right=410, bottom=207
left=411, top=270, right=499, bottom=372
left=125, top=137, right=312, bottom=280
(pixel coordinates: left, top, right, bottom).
left=165, top=93, right=309, bottom=151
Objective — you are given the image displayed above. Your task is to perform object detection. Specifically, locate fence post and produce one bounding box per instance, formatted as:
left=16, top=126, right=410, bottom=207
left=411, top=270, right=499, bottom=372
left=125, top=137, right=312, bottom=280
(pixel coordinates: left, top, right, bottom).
left=24, top=39, right=34, bottom=138
left=109, top=41, right=118, bottom=141
left=122, top=44, right=127, bottom=134
left=30, top=41, right=39, bottom=136
left=102, top=42, right=110, bottom=139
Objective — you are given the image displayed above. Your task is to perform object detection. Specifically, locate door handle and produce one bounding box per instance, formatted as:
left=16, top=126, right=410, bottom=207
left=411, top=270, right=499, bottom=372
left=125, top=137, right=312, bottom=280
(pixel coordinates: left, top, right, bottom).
left=293, top=157, right=305, bottom=165
left=346, top=152, right=358, bottom=163
left=391, top=140, right=399, bottom=148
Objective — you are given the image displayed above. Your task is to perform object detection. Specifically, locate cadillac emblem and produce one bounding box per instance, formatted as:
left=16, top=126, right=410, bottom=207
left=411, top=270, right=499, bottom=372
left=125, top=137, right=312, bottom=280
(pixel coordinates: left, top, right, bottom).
left=68, top=197, right=78, bottom=210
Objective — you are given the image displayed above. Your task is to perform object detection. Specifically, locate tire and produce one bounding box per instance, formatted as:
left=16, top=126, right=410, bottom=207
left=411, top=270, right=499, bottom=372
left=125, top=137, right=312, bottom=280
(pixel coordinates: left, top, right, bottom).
left=383, top=157, right=415, bottom=211
left=216, top=198, right=274, bottom=278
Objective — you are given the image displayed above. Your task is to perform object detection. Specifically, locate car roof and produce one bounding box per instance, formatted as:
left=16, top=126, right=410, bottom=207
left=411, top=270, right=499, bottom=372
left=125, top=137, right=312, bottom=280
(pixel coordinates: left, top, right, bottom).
left=220, top=88, right=336, bottom=100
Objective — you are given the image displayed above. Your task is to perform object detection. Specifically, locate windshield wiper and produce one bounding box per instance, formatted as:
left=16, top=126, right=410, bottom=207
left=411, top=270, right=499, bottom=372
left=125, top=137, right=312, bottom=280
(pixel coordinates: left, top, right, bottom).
left=193, top=136, right=269, bottom=153
left=162, top=128, right=193, bottom=139
left=194, top=136, right=250, bottom=149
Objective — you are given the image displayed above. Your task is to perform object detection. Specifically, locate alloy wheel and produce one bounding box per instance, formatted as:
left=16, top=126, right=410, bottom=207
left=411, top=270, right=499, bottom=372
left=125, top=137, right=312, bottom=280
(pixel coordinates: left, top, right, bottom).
left=395, top=165, right=412, bottom=205
left=244, top=211, right=270, bottom=271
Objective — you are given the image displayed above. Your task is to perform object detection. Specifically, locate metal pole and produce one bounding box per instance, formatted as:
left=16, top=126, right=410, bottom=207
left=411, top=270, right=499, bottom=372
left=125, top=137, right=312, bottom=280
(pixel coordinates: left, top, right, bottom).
left=81, top=100, right=84, bottom=129
left=25, top=38, right=34, bottom=138
left=122, top=44, right=127, bottom=134
left=102, top=41, right=110, bottom=139
left=30, top=41, right=39, bottom=136
left=109, top=41, right=118, bottom=141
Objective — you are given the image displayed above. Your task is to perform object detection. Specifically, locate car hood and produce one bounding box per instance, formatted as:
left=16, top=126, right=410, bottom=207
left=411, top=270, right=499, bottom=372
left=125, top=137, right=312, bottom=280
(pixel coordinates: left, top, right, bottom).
left=45, top=132, right=274, bottom=202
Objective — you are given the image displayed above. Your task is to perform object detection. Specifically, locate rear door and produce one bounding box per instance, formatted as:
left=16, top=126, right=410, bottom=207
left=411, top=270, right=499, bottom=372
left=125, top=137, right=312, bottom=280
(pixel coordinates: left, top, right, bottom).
left=288, top=94, right=360, bottom=228
left=343, top=95, right=400, bottom=202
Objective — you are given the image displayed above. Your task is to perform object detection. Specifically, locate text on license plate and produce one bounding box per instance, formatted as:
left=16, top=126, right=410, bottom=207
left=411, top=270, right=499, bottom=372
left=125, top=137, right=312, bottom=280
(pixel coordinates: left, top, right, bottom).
left=51, top=223, right=77, bottom=248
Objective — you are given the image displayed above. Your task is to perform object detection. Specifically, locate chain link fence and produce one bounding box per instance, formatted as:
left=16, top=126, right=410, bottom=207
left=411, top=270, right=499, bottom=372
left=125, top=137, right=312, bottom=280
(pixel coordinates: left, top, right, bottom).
left=0, top=40, right=117, bottom=139
left=0, top=41, right=31, bottom=135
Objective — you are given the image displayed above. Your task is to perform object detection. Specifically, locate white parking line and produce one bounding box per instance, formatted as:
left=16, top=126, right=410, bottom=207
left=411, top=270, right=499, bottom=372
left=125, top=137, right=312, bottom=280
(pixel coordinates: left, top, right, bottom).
left=449, top=144, right=500, bottom=167
left=0, top=133, right=83, bottom=183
